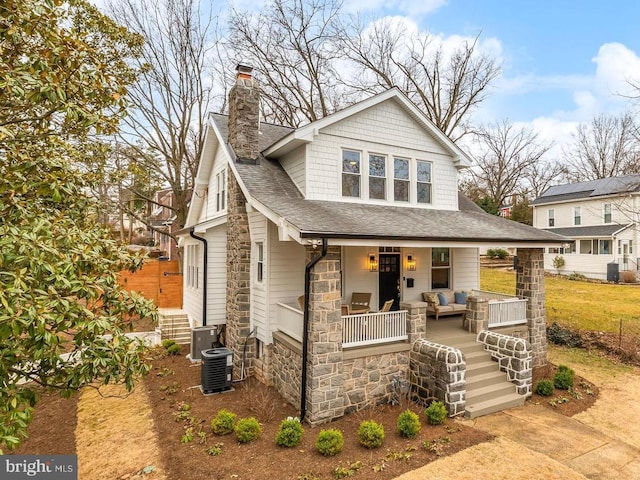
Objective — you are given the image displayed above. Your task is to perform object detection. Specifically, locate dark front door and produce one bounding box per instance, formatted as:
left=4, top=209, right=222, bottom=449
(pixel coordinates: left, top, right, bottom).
left=378, top=254, right=400, bottom=310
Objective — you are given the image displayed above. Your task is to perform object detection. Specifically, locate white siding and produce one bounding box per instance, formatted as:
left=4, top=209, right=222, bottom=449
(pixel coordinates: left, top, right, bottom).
left=182, top=238, right=202, bottom=327
left=342, top=247, right=380, bottom=307
left=279, top=145, right=306, bottom=195
left=452, top=248, right=479, bottom=291
left=304, top=99, right=459, bottom=210
left=248, top=212, right=269, bottom=343
left=268, top=224, right=306, bottom=344
left=198, top=147, right=228, bottom=224
left=204, top=224, right=227, bottom=326
left=534, top=196, right=636, bottom=230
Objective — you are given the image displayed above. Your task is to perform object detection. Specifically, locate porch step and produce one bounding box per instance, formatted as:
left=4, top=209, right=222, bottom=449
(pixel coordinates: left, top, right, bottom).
left=464, top=392, right=525, bottom=419
left=466, top=360, right=499, bottom=376
left=466, top=381, right=517, bottom=404
left=157, top=310, right=191, bottom=345
left=466, top=371, right=508, bottom=390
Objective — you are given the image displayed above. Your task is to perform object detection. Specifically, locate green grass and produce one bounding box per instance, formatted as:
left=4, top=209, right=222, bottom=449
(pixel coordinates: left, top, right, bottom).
left=480, top=268, right=640, bottom=335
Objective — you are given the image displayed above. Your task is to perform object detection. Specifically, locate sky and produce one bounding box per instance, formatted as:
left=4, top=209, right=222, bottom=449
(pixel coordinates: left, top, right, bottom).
left=343, top=0, right=640, bottom=158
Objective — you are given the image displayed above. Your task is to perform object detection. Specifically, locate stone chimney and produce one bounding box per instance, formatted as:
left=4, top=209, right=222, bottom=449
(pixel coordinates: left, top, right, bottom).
left=228, top=64, right=260, bottom=163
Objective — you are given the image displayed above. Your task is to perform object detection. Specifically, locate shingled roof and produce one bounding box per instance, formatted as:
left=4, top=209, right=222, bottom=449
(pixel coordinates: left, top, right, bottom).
left=532, top=175, right=640, bottom=205
left=544, top=224, right=633, bottom=238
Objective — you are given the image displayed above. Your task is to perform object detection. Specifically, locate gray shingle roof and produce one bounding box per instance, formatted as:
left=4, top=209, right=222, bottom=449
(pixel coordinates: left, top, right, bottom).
left=544, top=224, right=632, bottom=237
left=214, top=114, right=565, bottom=244
left=532, top=175, right=640, bottom=205
left=210, top=113, right=293, bottom=152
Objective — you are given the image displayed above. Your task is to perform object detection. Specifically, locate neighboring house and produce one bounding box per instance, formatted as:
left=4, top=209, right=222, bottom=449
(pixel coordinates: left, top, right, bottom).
left=177, top=65, right=565, bottom=424
left=532, top=176, right=640, bottom=281
left=148, top=189, right=192, bottom=260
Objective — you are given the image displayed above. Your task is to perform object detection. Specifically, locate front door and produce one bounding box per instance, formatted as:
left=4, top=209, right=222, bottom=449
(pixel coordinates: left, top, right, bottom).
left=378, top=254, right=400, bottom=310
left=622, top=240, right=630, bottom=270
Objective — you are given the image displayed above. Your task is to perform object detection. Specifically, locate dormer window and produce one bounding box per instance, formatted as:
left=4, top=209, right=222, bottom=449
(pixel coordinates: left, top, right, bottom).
left=393, top=157, right=409, bottom=202
left=369, top=154, right=386, bottom=200
left=342, top=149, right=361, bottom=198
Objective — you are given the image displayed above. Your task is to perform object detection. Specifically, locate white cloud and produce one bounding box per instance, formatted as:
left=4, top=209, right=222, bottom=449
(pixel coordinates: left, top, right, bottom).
left=344, top=0, right=448, bottom=17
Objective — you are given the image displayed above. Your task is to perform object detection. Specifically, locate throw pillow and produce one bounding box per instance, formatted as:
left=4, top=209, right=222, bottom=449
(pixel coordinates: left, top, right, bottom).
left=437, top=292, right=449, bottom=306
left=423, top=293, right=439, bottom=305
left=454, top=291, right=468, bottom=304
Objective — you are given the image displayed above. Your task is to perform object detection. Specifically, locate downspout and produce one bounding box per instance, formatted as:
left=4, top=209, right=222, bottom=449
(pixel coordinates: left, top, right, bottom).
left=190, top=229, right=208, bottom=326
left=300, top=238, right=328, bottom=423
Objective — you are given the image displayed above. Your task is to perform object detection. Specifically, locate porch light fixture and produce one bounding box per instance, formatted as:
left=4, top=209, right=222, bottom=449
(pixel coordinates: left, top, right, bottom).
left=368, top=253, right=378, bottom=272
left=406, top=254, right=417, bottom=271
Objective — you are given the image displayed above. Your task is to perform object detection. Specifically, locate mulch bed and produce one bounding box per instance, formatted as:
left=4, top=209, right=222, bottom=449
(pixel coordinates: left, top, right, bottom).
left=529, top=363, right=599, bottom=416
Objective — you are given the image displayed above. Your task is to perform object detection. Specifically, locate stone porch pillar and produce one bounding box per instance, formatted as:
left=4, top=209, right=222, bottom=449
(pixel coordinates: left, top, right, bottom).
left=400, top=301, right=427, bottom=344
left=466, top=296, right=489, bottom=334
left=516, top=248, right=547, bottom=367
left=226, top=172, right=254, bottom=380
left=305, top=246, right=345, bottom=425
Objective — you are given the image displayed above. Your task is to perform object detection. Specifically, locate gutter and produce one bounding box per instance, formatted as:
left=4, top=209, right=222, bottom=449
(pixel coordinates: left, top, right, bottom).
left=189, top=229, right=208, bottom=326
left=300, top=238, right=328, bottom=423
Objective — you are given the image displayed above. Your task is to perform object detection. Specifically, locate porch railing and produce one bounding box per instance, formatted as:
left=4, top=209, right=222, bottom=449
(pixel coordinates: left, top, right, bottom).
left=276, top=303, right=303, bottom=342
left=342, top=310, right=407, bottom=348
left=473, top=290, right=527, bottom=328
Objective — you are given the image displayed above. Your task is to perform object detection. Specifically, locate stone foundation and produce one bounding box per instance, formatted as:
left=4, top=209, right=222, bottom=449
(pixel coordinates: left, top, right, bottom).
left=477, top=330, right=532, bottom=396
left=410, top=339, right=466, bottom=416
left=253, top=343, right=274, bottom=386
left=271, top=333, right=302, bottom=409
left=516, top=248, right=547, bottom=367
left=342, top=352, right=410, bottom=414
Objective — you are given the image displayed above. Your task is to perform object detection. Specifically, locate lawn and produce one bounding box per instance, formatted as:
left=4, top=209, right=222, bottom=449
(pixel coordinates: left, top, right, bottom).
left=480, top=268, right=640, bottom=335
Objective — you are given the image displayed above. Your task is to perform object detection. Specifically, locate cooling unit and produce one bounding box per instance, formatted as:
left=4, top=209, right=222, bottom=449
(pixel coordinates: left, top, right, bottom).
left=191, top=326, right=218, bottom=360
left=201, top=348, right=233, bottom=394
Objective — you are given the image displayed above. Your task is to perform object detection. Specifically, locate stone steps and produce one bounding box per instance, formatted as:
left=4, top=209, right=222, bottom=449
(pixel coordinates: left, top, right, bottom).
left=157, top=310, right=191, bottom=345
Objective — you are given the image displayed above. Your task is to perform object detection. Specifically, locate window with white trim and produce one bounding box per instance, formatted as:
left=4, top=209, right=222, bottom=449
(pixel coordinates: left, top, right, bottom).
left=393, top=157, right=409, bottom=202
left=368, top=154, right=386, bottom=200
left=342, top=150, right=361, bottom=198
left=186, top=244, right=201, bottom=289
left=416, top=160, right=432, bottom=204
left=431, top=248, right=450, bottom=289
left=574, top=207, right=581, bottom=225
left=216, top=170, right=226, bottom=212
left=604, top=204, right=612, bottom=223
left=256, top=242, right=264, bottom=283
left=548, top=209, right=555, bottom=227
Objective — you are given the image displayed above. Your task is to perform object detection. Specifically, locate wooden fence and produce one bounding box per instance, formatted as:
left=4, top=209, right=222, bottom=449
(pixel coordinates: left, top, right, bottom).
left=119, top=259, right=183, bottom=308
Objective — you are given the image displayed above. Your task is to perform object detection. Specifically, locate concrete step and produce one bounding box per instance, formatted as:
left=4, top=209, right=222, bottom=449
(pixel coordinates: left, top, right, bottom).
left=428, top=332, right=475, bottom=346
left=466, top=371, right=508, bottom=390
left=464, top=350, right=492, bottom=364
left=465, top=392, right=525, bottom=419
left=466, top=381, right=516, bottom=404
left=466, top=359, right=500, bottom=376
left=456, top=342, right=484, bottom=354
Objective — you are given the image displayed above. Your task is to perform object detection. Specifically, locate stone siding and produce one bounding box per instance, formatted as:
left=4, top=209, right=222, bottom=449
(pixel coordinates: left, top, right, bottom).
left=271, top=335, right=302, bottom=408
left=228, top=74, right=259, bottom=161
left=410, top=339, right=466, bottom=416
left=343, top=352, right=410, bottom=414
left=516, top=248, right=547, bottom=367
left=477, top=330, right=532, bottom=396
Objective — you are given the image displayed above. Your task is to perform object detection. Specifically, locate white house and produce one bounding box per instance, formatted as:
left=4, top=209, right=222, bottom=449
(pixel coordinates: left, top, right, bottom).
left=176, top=65, right=565, bottom=424
left=531, top=176, right=640, bottom=281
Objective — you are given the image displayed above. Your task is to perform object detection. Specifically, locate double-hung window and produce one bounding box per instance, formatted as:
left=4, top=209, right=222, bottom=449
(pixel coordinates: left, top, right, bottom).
left=187, top=244, right=200, bottom=289
left=216, top=170, right=226, bottom=211
left=256, top=242, right=264, bottom=283
left=574, top=207, right=581, bottom=226
left=393, top=157, right=409, bottom=202
left=416, top=160, right=432, bottom=204
left=342, top=150, right=361, bottom=198
left=431, top=248, right=450, bottom=289
left=368, top=154, right=386, bottom=200
left=548, top=209, right=555, bottom=227
left=604, top=204, right=612, bottom=223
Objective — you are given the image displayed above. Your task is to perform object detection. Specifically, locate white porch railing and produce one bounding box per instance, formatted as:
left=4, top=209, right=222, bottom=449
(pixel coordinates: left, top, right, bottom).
left=342, top=310, right=407, bottom=348
left=473, top=290, right=527, bottom=328
left=276, top=303, right=303, bottom=342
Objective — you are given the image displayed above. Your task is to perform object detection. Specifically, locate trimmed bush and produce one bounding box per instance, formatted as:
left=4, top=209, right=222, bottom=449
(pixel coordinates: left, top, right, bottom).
left=425, top=401, right=447, bottom=425
left=486, top=248, right=509, bottom=260
left=211, top=409, right=237, bottom=435
left=161, top=339, right=176, bottom=349
left=554, top=365, right=575, bottom=390
left=535, top=379, right=554, bottom=396
left=275, top=417, right=304, bottom=447
left=166, top=343, right=181, bottom=355
left=234, top=417, right=262, bottom=443
left=315, top=429, right=344, bottom=456
left=357, top=420, right=384, bottom=449
left=397, top=410, right=421, bottom=439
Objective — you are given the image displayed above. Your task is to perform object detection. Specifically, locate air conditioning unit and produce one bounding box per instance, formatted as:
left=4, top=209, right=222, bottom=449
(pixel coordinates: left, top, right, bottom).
left=191, top=326, right=218, bottom=360
left=201, top=348, right=233, bottom=394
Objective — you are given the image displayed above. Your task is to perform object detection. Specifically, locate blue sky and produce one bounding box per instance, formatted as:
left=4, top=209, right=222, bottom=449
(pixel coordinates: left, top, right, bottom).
left=346, top=0, right=640, bottom=157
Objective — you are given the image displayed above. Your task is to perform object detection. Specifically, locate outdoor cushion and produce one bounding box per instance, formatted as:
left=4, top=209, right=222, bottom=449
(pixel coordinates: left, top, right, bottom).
left=423, top=293, right=439, bottom=305
left=437, top=292, right=449, bottom=306
left=436, top=305, right=454, bottom=313
left=451, top=304, right=466, bottom=312
left=454, top=291, right=468, bottom=304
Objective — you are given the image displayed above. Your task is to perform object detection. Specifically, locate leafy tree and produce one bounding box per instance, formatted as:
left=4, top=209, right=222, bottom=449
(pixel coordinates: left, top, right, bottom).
left=475, top=196, right=499, bottom=215
left=0, top=0, right=156, bottom=452
left=509, top=196, right=533, bottom=225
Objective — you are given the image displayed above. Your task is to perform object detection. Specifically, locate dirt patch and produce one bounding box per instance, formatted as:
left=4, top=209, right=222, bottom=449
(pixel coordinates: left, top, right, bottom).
left=145, top=345, right=493, bottom=480
left=529, top=363, right=599, bottom=416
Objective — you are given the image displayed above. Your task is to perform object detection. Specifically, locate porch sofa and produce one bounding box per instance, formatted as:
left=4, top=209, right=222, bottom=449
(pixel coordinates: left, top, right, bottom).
left=422, top=291, right=469, bottom=321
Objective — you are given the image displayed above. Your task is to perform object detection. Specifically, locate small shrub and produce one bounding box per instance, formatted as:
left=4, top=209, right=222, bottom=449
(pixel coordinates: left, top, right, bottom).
left=162, top=339, right=176, bottom=349
left=211, top=409, right=237, bottom=435
left=180, top=427, right=194, bottom=443
left=554, top=365, right=575, bottom=390
left=205, top=442, right=224, bottom=456
left=397, top=410, right=421, bottom=439
left=234, top=417, right=262, bottom=443
left=486, top=248, right=509, bottom=260
left=425, top=401, right=447, bottom=425
left=567, top=272, right=587, bottom=281
left=275, top=417, right=304, bottom=447
left=535, top=379, right=554, bottom=396
left=552, top=255, right=565, bottom=269
left=315, top=429, right=344, bottom=456
left=166, top=343, right=181, bottom=356
left=357, top=420, right=384, bottom=449
left=333, top=462, right=361, bottom=479
left=547, top=322, right=582, bottom=348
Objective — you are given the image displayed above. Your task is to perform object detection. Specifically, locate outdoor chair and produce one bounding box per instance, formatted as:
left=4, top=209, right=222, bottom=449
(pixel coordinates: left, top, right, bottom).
left=297, top=295, right=305, bottom=310
left=341, top=304, right=351, bottom=316
left=350, top=292, right=372, bottom=313
left=380, top=299, right=394, bottom=312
